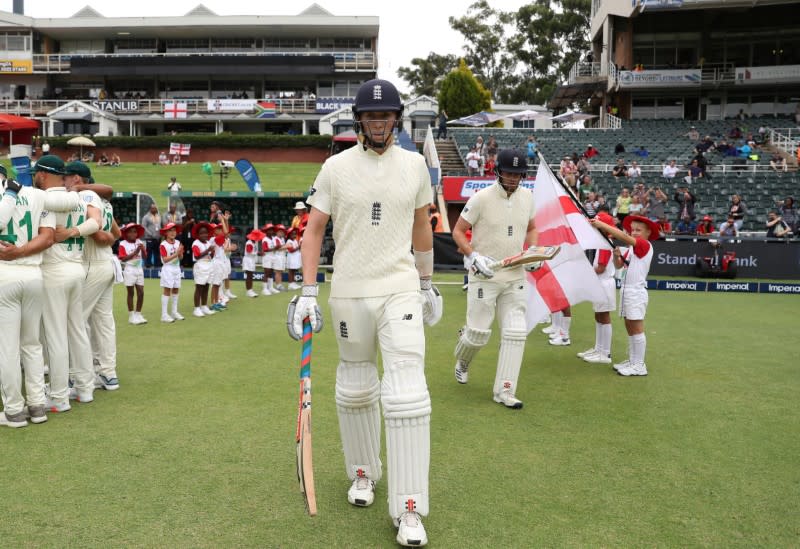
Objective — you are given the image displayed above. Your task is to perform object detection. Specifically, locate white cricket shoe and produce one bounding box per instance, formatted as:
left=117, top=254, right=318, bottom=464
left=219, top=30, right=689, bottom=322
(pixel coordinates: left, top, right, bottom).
left=193, top=307, right=205, bottom=318
left=270, top=286, right=281, bottom=295
left=171, top=312, right=185, bottom=321
left=201, top=306, right=215, bottom=316
left=46, top=397, right=71, bottom=413
left=612, top=359, right=630, bottom=372
left=454, top=360, right=469, bottom=384
left=128, top=311, right=138, bottom=325
left=261, top=288, right=272, bottom=296
left=287, top=282, right=301, bottom=290
left=225, top=289, right=237, bottom=299
left=347, top=475, right=375, bottom=507
left=583, top=352, right=612, bottom=364
left=395, top=511, right=428, bottom=547
left=576, top=347, right=597, bottom=359
left=68, top=387, right=94, bottom=403
left=548, top=334, right=571, bottom=346
left=618, top=362, right=648, bottom=376
left=161, top=314, right=175, bottom=323
left=246, top=289, right=258, bottom=298
left=135, top=312, right=148, bottom=324
left=541, top=324, right=557, bottom=335
left=493, top=390, right=523, bottom=409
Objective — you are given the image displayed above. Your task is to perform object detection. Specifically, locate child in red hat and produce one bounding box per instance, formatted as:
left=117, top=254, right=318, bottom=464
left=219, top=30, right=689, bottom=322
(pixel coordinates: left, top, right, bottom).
left=272, top=224, right=288, bottom=292
left=159, top=222, right=184, bottom=322
left=118, top=223, right=147, bottom=325
left=191, top=221, right=216, bottom=317
left=260, top=223, right=277, bottom=295
left=285, top=227, right=302, bottom=290
left=244, top=228, right=265, bottom=297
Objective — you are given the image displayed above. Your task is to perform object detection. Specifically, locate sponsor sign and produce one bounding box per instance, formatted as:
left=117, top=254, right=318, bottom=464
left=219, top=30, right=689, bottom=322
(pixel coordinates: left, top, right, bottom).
left=638, top=0, right=683, bottom=10
left=0, top=59, right=32, bottom=74
left=207, top=99, right=257, bottom=112
left=618, top=69, right=701, bottom=88
left=735, top=65, right=800, bottom=84
left=442, top=176, right=535, bottom=202
left=91, top=100, right=139, bottom=112
left=707, top=281, right=758, bottom=293
left=651, top=240, right=800, bottom=279
left=315, top=97, right=355, bottom=114
left=759, top=283, right=800, bottom=294
left=656, top=280, right=707, bottom=292
left=11, top=156, right=32, bottom=187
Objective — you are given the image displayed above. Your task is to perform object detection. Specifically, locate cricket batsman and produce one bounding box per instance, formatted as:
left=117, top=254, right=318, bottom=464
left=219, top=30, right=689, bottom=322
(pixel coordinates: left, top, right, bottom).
left=451, top=148, right=537, bottom=409
left=288, top=79, right=442, bottom=547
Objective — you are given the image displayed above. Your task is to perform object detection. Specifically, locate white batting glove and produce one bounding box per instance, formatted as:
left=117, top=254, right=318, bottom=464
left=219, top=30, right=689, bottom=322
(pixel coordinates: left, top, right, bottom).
left=464, top=252, right=495, bottom=279
left=524, top=260, right=543, bottom=272
left=420, top=278, right=443, bottom=326
left=287, top=286, right=324, bottom=340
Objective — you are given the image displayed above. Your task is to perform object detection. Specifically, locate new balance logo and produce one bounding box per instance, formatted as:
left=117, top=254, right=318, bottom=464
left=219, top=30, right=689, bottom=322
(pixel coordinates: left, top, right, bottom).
left=371, top=202, right=382, bottom=225
left=402, top=314, right=413, bottom=320
left=373, top=85, right=382, bottom=100
left=508, top=225, right=513, bottom=236
left=477, top=288, right=484, bottom=299
left=339, top=321, right=348, bottom=338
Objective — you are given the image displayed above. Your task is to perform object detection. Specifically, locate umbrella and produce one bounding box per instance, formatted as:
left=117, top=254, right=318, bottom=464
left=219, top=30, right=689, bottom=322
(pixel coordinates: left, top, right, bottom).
left=505, top=109, right=549, bottom=121
left=67, top=135, right=96, bottom=158
left=549, top=112, right=599, bottom=124
left=448, top=111, right=505, bottom=127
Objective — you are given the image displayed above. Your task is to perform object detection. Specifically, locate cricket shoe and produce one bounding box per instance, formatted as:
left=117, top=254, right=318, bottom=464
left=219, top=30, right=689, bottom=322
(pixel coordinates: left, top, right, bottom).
left=171, top=312, right=185, bottom=321
left=493, top=389, right=523, bottom=409
left=246, top=289, right=258, bottom=298
left=347, top=473, right=375, bottom=507
left=161, top=314, right=175, bottom=323
left=225, top=290, right=237, bottom=299
left=46, top=398, right=71, bottom=414
left=261, top=288, right=272, bottom=296
left=44, top=364, right=49, bottom=376
left=548, top=334, right=571, bottom=346
left=617, top=362, right=648, bottom=377
left=612, top=359, right=630, bottom=373
left=583, top=351, right=612, bottom=365
left=210, top=303, right=225, bottom=312
left=69, top=387, right=94, bottom=403
left=576, top=347, right=598, bottom=359
left=201, top=306, right=216, bottom=316
left=0, top=410, right=28, bottom=428
left=541, top=324, right=557, bottom=335
left=269, top=287, right=281, bottom=295
left=99, top=375, right=120, bottom=391
left=454, top=360, right=469, bottom=384
left=24, top=405, right=48, bottom=424
left=394, top=510, right=428, bottom=547
left=287, top=282, right=301, bottom=290
left=135, top=312, right=148, bottom=324
left=193, top=307, right=205, bottom=318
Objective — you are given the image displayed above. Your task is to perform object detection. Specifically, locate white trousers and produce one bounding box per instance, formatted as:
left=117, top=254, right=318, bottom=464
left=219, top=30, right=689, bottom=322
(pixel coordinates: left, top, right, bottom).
left=84, top=260, right=117, bottom=378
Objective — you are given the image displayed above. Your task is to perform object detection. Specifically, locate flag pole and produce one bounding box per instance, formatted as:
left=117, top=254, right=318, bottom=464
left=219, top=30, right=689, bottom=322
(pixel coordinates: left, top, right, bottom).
left=536, top=151, right=616, bottom=249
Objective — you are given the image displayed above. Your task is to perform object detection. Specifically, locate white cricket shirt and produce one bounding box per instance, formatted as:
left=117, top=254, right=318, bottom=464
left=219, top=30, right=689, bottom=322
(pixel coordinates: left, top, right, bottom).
left=42, top=188, right=102, bottom=265
left=0, top=187, right=57, bottom=267
left=83, top=197, right=114, bottom=262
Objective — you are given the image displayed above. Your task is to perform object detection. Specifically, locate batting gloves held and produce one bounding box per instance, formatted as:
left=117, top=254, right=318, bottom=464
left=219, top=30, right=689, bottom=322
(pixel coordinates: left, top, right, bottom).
left=464, top=252, right=495, bottom=279
left=419, top=278, right=443, bottom=326
left=287, top=285, right=324, bottom=340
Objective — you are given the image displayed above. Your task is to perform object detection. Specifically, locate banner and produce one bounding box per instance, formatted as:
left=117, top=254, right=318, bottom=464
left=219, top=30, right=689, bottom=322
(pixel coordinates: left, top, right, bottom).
left=91, top=100, right=139, bottom=112
left=0, top=59, right=32, bottom=74
left=234, top=158, right=262, bottom=192
left=618, top=69, right=701, bottom=88
left=169, top=143, right=191, bottom=156
left=164, top=102, right=188, bottom=119
left=254, top=101, right=276, bottom=119
left=735, top=65, right=800, bottom=84
left=10, top=156, right=32, bottom=187
left=207, top=99, right=257, bottom=112
left=315, top=97, right=355, bottom=114
left=442, top=176, right=535, bottom=202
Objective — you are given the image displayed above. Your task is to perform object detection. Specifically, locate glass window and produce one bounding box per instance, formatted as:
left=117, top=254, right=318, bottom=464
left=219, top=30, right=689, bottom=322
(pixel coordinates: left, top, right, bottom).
left=318, top=81, right=333, bottom=96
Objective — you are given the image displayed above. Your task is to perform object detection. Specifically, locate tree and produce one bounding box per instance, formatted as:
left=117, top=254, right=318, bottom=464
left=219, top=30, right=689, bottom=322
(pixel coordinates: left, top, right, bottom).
left=396, top=53, right=458, bottom=99
left=437, top=59, right=492, bottom=120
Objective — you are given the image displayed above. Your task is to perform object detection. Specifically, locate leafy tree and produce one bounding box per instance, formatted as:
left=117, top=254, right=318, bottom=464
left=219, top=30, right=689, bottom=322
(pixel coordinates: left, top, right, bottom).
left=437, top=59, right=491, bottom=119
left=396, top=53, right=458, bottom=98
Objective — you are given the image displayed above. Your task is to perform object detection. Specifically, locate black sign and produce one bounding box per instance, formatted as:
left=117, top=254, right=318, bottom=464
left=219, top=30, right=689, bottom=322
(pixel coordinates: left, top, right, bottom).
left=91, top=100, right=139, bottom=112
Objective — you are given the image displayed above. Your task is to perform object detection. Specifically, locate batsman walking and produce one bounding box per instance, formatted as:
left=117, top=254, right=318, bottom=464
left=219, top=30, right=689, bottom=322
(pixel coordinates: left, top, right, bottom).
left=288, top=79, right=442, bottom=547
left=452, top=149, right=537, bottom=409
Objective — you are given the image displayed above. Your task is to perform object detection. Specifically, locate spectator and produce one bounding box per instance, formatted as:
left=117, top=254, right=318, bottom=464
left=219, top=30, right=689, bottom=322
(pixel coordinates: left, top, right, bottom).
left=656, top=215, right=672, bottom=236
left=171, top=154, right=181, bottom=165
left=583, top=143, right=599, bottom=159
left=436, top=110, right=448, bottom=140
left=697, top=215, right=715, bottom=236
left=576, top=156, right=590, bottom=179
left=611, top=158, right=627, bottom=178
left=716, top=140, right=736, bottom=157
left=770, top=153, right=788, bottom=172
left=141, top=203, right=164, bottom=268
left=615, top=187, right=632, bottom=223
left=484, top=153, right=496, bottom=174
left=466, top=146, right=481, bottom=176
left=629, top=195, right=645, bottom=216
left=291, top=201, right=309, bottom=231
left=674, top=187, right=697, bottom=220
left=164, top=201, right=184, bottom=225
left=158, top=151, right=169, bottom=165
left=578, top=173, right=593, bottom=200
left=675, top=215, right=698, bottom=235
left=526, top=136, right=537, bottom=161
left=686, top=159, right=704, bottom=183
left=627, top=160, right=642, bottom=180
left=634, top=146, right=649, bottom=158
left=662, top=159, right=679, bottom=179
left=583, top=191, right=599, bottom=217
left=646, top=187, right=668, bottom=221
left=42, top=140, right=50, bottom=154
left=695, top=136, right=715, bottom=154
left=560, top=156, right=577, bottom=190
left=614, top=142, right=625, bottom=155
left=486, top=136, right=498, bottom=158
left=167, top=176, right=182, bottom=192
left=110, top=153, right=121, bottom=167
left=96, top=153, right=110, bottom=167
left=766, top=211, right=792, bottom=239
left=777, top=197, right=797, bottom=233
left=684, top=126, right=699, bottom=141
left=737, top=140, right=752, bottom=159
left=475, top=135, right=486, bottom=163
left=727, top=194, right=747, bottom=230
left=728, top=126, right=742, bottom=139
left=718, top=215, right=739, bottom=241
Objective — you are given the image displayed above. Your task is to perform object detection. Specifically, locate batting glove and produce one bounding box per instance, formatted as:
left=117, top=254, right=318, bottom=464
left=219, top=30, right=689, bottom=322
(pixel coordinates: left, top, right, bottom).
left=287, top=286, right=324, bottom=340
left=464, top=252, right=495, bottom=279
left=524, top=260, right=543, bottom=272
left=420, top=278, right=443, bottom=326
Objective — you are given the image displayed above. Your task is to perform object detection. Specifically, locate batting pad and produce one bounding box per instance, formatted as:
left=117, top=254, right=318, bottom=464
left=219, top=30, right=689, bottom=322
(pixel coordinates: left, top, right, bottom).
left=335, top=361, right=383, bottom=482
left=454, top=326, right=491, bottom=366
left=381, top=359, right=431, bottom=518
left=494, top=308, right=527, bottom=396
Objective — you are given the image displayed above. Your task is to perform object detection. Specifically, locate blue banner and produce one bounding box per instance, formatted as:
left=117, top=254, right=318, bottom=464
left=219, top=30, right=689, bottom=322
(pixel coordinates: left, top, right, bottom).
left=11, top=156, right=32, bottom=187
left=234, top=159, right=262, bottom=192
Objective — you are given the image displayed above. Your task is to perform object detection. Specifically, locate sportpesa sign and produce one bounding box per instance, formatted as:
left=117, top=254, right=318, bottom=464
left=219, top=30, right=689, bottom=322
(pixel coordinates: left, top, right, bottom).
left=442, top=176, right=535, bottom=201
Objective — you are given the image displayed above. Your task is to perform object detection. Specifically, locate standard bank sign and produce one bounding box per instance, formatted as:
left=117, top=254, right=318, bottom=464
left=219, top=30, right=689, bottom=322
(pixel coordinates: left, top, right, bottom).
left=460, top=179, right=535, bottom=199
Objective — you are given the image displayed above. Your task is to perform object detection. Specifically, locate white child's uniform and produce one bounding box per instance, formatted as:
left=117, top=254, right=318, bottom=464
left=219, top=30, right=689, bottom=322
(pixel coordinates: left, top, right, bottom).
left=593, top=248, right=616, bottom=313
left=119, top=239, right=145, bottom=286
left=619, top=238, right=653, bottom=320
left=223, top=236, right=232, bottom=279
left=307, top=143, right=432, bottom=521
left=211, top=235, right=227, bottom=286
left=192, top=239, right=213, bottom=284
left=242, top=239, right=258, bottom=273
left=261, top=235, right=275, bottom=269
left=160, top=239, right=182, bottom=289
left=273, top=235, right=287, bottom=271
left=286, top=236, right=301, bottom=270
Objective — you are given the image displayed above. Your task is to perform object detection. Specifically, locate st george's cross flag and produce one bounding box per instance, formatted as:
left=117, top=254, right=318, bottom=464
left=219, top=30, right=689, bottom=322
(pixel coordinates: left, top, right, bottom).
left=164, top=102, right=188, bottom=119
left=525, top=160, right=612, bottom=331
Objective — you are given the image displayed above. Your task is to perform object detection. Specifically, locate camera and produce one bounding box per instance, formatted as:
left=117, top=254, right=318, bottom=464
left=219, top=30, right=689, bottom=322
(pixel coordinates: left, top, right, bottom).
left=217, top=160, right=235, bottom=169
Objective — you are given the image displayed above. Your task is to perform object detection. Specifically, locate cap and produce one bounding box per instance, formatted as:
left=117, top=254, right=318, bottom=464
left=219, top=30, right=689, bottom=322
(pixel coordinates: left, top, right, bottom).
left=274, top=224, right=287, bottom=233
left=262, top=222, right=274, bottom=232
left=294, top=201, right=307, bottom=210
left=246, top=229, right=265, bottom=242
left=32, top=155, right=66, bottom=175
left=64, top=161, right=92, bottom=179
left=703, top=215, right=712, bottom=221
left=160, top=222, right=182, bottom=235
left=122, top=223, right=145, bottom=239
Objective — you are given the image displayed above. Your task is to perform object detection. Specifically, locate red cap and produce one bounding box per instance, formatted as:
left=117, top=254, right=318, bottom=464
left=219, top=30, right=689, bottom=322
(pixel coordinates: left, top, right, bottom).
left=247, top=229, right=265, bottom=241
left=262, top=223, right=274, bottom=232
left=595, top=212, right=615, bottom=226
left=122, top=223, right=145, bottom=239
left=623, top=215, right=661, bottom=241
left=274, top=224, right=286, bottom=233
left=703, top=215, right=712, bottom=221
left=159, top=222, right=182, bottom=235
left=191, top=221, right=213, bottom=239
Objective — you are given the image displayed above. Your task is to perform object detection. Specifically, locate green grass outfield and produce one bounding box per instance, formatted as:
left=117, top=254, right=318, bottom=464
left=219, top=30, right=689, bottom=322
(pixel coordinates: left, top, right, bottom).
left=2, top=161, right=322, bottom=196
left=1, top=277, right=798, bottom=547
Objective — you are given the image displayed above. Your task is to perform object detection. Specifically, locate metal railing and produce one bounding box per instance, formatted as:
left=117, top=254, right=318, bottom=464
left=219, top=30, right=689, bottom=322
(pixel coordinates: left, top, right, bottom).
left=31, top=50, right=376, bottom=73
left=606, top=112, right=622, bottom=130
left=769, top=128, right=799, bottom=159
left=567, top=61, right=603, bottom=85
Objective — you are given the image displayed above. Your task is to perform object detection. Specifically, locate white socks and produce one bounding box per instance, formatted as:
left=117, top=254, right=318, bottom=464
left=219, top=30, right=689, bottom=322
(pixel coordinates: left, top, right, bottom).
left=629, top=333, right=646, bottom=364
left=560, top=315, right=571, bottom=338
left=161, top=295, right=169, bottom=317
left=596, top=322, right=612, bottom=356
left=171, top=294, right=180, bottom=315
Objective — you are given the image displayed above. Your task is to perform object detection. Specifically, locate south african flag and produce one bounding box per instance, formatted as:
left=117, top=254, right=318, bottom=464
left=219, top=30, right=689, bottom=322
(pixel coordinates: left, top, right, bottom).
left=255, top=102, right=276, bottom=118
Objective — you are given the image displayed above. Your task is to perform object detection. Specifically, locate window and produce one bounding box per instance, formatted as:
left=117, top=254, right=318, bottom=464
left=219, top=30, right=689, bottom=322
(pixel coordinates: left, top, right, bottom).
left=0, top=32, right=31, bottom=52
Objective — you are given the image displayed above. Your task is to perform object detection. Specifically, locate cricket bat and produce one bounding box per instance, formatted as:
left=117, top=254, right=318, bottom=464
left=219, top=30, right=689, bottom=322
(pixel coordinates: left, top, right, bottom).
left=295, top=316, right=317, bottom=516
left=487, top=245, right=561, bottom=271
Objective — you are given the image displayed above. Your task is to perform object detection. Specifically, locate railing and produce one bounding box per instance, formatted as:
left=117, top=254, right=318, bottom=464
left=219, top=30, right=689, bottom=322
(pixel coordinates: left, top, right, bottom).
left=769, top=128, right=799, bottom=159
left=567, top=61, right=603, bottom=85
left=606, top=112, right=622, bottom=129
left=31, top=50, right=377, bottom=73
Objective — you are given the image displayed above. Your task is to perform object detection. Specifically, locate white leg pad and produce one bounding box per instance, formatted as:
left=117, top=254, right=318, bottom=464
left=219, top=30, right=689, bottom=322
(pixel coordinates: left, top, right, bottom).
left=453, top=326, right=491, bottom=366
left=493, top=309, right=528, bottom=396
left=335, top=361, right=383, bottom=482
left=382, top=360, right=431, bottom=519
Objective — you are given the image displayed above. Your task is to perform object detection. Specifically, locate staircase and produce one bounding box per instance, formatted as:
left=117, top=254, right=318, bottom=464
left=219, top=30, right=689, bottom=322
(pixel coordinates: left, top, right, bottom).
left=436, top=139, right=465, bottom=176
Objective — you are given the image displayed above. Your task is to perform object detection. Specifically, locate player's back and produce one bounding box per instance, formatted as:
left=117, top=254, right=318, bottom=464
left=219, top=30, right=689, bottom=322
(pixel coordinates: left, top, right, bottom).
left=2, top=187, right=51, bottom=267
left=83, top=198, right=114, bottom=262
